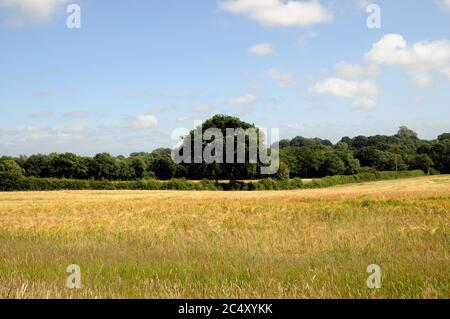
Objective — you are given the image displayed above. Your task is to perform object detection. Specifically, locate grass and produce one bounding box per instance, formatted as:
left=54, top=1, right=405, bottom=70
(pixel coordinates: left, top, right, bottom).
left=0, top=175, right=448, bottom=299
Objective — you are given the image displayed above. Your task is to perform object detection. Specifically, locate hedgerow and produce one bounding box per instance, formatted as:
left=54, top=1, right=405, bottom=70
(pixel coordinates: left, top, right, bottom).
left=0, top=170, right=425, bottom=192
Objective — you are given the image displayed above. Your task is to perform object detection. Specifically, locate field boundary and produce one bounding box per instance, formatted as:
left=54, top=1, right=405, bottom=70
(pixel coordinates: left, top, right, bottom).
left=0, top=170, right=426, bottom=192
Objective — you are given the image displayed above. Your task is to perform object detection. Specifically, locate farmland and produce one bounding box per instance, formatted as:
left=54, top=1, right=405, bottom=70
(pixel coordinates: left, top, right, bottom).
left=0, top=176, right=449, bottom=298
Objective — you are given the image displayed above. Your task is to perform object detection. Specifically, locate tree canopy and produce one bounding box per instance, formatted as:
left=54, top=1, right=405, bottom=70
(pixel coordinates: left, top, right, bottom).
left=174, top=115, right=267, bottom=181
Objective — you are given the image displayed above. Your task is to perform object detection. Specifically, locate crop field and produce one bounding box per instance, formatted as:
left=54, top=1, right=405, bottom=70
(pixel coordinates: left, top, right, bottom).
left=0, top=176, right=449, bottom=299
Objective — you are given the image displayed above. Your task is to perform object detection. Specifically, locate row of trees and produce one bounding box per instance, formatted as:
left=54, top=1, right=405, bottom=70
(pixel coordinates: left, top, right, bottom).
left=0, top=149, right=179, bottom=181
left=278, top=126, right=450, bottom=178
left=1, top=116, right=449, bottom=181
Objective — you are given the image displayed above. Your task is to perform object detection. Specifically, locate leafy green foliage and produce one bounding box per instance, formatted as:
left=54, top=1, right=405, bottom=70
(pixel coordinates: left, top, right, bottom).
left=0, top=159, right=24, bottom=181
left=0, top=170, right=425, bottom=192
left=274, top=161, right=290, bottom=181
left=177, top=115, right=261, bottom=181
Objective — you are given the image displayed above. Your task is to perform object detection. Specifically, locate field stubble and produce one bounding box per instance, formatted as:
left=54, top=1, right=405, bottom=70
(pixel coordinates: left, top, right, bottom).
left=0, top=176, right=449, bottom=298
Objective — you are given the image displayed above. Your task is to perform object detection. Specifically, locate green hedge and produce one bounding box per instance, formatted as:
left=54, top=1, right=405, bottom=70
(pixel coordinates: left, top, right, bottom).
left=0, top=170, right=425, bottom=192
left=303, top=170, right=425, bottom=190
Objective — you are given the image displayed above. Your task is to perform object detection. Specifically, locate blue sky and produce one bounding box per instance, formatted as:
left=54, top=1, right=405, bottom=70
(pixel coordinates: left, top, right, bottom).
left=0, top=0, right=449, bottom=156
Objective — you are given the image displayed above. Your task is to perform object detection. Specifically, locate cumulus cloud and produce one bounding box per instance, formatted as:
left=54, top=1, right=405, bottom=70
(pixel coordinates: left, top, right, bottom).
left=266, top=68, right=295, bottom=87
left=0, top=124, right=112, bottom=155
left=352, top=96, right=377, bottom=109
left=365, top=34, right=450, bottom=86
left=0, top=0, right=66, bottom=26
left=333, top=61, right=380, bottom=79
left=0, top=124, right=86, bottom=142
left=220, top=0, right=333, bottom=27
left=310, top=77, right=379, bottom=109
left=249, top=43, right=273, bottom=56
left=125, top=115, right=158, bottom=130
left=227, top=94, right=258, bottom=105
left=311, top=78, right=378, bottom=98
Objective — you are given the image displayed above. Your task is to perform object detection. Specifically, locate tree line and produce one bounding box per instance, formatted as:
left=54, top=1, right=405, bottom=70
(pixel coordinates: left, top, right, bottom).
left=0, top=115, right=449, bottom=182
left=278, top=126, right=450, bottom=178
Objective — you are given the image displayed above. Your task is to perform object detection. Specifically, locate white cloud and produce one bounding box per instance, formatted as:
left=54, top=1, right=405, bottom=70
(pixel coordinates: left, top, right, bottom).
left=365, top=34, right=450, bottom=86
left=310, top=77, right=379, bottom=109
left=311, top=78, right=378, bottom=98
left=409, top=72, right=433, bottom=86
left=227, top=94, right=258, bottom=105
left=62, top=124, right=85, bottom=134
left=333, top=61, right=379, bottom=79
left=0, top=125, right=86, bottom=142
left=249, top=43, right=273, bottom=56
left=0, top=0, right=66, bottom=25
left=125, top=115, right=158, bottom=130
left=266, top=68, right=295, bottom=87
left=352, top=96, right=377, bottom=109
left=220, top=0, right=333, bottom=27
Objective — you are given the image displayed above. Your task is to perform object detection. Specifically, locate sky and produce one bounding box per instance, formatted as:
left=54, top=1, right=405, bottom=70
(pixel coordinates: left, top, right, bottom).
left=0, top=0, right=449, bottom=156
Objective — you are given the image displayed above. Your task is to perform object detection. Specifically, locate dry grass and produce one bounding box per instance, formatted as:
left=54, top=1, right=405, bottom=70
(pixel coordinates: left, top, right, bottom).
left=0, top=176, right=449, bottom=299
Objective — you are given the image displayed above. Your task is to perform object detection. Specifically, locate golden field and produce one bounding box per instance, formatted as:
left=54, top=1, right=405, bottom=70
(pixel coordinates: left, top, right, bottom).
left=0, top=176, right=449, bottom=299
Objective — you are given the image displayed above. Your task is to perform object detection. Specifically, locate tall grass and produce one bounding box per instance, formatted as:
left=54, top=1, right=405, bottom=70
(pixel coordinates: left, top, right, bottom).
left=0, top=175, right=448, bottom=298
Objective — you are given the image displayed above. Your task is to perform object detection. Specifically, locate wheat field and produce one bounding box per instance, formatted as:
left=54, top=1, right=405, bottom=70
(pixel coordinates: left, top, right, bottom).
left=0, top=176, right=449, bottom=299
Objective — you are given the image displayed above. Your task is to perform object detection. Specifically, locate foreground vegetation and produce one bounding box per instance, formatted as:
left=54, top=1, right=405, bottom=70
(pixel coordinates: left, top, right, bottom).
left=0, top=175, right=448, bottom=298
